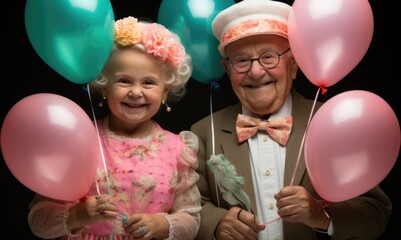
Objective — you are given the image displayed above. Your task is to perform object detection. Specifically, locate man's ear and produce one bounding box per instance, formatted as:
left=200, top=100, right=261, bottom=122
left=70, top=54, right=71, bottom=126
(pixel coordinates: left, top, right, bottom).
left=291, top=60, right=299, bottom=80
left=221, top=59, right=229, bottom=72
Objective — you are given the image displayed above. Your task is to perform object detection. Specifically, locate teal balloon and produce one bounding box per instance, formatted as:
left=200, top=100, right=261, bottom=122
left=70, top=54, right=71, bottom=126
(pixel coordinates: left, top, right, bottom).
left=24, top=0, right=115, bottom=84
left=158, top=0, right=235, bottom=84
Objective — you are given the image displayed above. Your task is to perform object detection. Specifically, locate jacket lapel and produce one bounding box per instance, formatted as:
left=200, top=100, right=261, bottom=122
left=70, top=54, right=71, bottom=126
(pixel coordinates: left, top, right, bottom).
left=215, top=103, right=258, bottom=211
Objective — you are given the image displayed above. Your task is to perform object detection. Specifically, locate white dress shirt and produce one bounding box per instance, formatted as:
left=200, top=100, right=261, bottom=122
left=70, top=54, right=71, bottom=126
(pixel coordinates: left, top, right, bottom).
left=243, top=94, right=292, bottom=240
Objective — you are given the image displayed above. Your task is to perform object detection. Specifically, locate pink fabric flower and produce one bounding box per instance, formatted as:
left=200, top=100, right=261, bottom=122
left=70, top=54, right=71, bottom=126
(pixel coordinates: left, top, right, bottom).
left=141, top=23, right=171, bottom=61
left=114, top=17, right=185, bottom=69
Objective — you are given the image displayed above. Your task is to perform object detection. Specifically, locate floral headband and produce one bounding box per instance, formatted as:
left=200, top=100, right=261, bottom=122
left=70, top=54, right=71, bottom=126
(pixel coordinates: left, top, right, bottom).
left=114, top=16, right=185, bottom=69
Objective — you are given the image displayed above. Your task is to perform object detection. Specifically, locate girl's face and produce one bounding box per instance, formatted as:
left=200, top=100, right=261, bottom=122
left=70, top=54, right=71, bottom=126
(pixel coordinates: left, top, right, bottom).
left=102, top=48, right=168, bottom=134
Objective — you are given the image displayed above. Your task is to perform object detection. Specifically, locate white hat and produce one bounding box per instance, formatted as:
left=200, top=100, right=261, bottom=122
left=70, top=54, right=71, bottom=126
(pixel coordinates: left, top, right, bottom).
left=212, top=0, right=291, bottom=57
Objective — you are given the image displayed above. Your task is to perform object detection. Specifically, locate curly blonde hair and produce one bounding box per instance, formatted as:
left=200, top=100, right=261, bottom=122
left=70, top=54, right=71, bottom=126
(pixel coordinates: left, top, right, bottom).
left=90, top=16, right=192, bottom=102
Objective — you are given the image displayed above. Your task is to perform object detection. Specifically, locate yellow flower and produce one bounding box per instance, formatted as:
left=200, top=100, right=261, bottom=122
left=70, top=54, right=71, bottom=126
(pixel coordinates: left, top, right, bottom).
left=114, top=16, right=142, bottom=46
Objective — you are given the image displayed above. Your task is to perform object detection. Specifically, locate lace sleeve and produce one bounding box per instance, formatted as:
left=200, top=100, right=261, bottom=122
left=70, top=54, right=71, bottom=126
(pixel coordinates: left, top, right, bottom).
left=28, top=194, right=81, bottom=239
left=161, top=131, right=202, bottom=240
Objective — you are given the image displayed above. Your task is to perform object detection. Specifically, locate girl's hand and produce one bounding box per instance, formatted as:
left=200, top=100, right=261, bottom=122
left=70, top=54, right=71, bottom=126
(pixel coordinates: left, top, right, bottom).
left=67, top=194, right=119, bottom=231
left=123, top=213, right=170, bottom=239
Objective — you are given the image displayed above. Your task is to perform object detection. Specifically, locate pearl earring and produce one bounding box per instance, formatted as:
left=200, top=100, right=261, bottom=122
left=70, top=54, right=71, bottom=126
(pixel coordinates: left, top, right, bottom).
left=162, top=99, right=171, bottom=112
left=99, top=96, right=106, bottom=107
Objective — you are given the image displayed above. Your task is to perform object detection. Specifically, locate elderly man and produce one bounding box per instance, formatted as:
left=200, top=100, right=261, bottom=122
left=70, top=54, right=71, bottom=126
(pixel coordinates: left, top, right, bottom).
left=191, top=0, right=392, bottom=239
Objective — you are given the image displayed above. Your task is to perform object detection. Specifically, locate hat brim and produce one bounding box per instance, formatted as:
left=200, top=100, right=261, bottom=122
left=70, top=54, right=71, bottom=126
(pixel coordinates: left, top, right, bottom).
left=212, top=0, right=291, bottom=57
left=218, top=19, right=288, bottom=57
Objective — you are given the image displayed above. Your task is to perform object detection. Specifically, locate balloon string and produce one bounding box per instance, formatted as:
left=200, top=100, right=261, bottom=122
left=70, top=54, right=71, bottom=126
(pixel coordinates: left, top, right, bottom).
left=209, top=81, right=220, bottom=209
left=262, top=216, right=281, bottom=226
left=289, top=87, right=321, bottom=186
left=86, top=84, right=116, bottom=239
left=85, top=84, right=111, bottom=195
left=210, top=81, right=221, bottom=155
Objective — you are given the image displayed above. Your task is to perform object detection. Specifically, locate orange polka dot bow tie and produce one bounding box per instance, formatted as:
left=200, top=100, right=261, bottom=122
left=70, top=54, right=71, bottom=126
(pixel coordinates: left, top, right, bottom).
left=235, top=114, right=293, bottom=145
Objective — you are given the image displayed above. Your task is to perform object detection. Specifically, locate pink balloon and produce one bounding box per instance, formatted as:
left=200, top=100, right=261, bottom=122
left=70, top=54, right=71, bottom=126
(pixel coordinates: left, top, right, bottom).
left=288, top=0, right=374, bottom=88
left=304, top=90, right=400, bottom=202
left=1, top=93, right=99, bottom=201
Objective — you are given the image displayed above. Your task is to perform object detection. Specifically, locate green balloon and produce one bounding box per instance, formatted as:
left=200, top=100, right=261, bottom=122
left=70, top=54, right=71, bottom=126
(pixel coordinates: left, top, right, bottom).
left=25, top=0, right=115, bottom=84
left=158, top=0, right=235, bottom=84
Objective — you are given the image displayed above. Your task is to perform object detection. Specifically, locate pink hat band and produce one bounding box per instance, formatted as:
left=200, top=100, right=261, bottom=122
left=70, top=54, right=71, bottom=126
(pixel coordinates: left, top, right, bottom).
left=218, top=19, right=288, bottom=56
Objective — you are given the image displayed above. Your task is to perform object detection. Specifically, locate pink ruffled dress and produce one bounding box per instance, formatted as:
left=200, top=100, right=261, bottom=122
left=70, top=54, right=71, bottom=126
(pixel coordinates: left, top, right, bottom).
left=28, top=118, right=201, bottom=240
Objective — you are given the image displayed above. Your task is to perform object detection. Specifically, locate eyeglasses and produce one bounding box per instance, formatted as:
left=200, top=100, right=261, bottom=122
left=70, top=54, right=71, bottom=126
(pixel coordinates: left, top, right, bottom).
left=226, top=48, right=291, bottom=73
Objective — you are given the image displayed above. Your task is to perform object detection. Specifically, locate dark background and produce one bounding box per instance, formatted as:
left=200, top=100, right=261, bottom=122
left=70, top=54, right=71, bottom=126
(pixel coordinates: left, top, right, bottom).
left=1, top=0, right=399, bottom=238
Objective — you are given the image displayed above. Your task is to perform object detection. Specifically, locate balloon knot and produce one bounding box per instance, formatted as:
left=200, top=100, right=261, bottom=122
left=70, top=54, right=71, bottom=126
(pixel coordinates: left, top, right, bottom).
left=320, top=86, right=327, bottom=95
left=211, top=81, right=221, bottom=91
left=79, top=195, right=89, bottom=202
